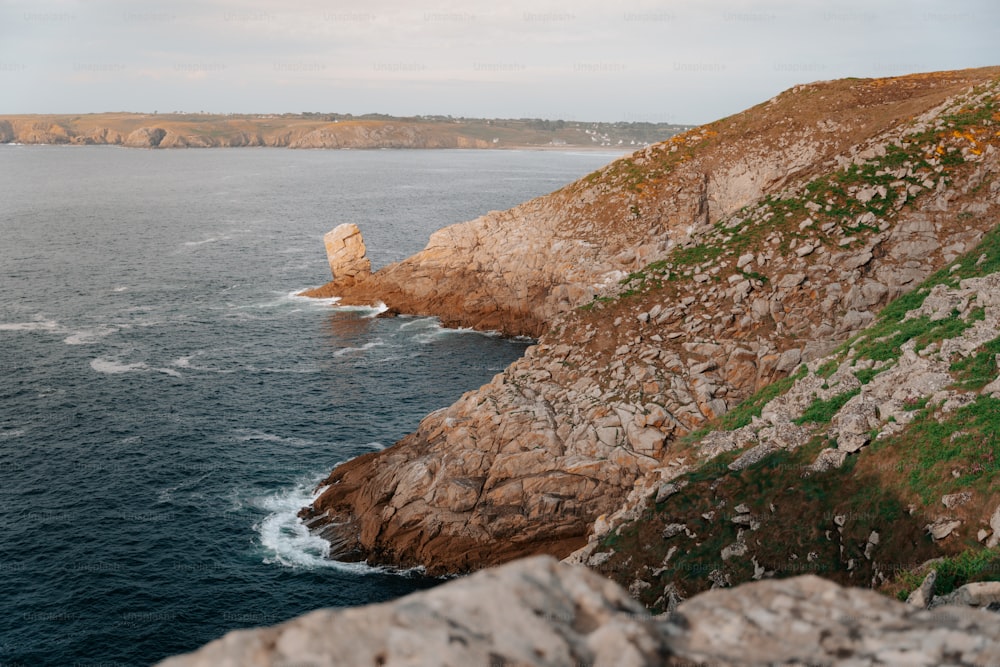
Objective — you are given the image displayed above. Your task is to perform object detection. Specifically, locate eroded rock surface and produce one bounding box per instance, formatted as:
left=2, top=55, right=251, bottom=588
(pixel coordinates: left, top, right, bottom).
left=156, top=556, right=671, bottom=667
left=323, top=223, right=371, bottom=283
left=664, top=574, right=1000, bottom=666
left=159, top=558, right=1000, bottom=667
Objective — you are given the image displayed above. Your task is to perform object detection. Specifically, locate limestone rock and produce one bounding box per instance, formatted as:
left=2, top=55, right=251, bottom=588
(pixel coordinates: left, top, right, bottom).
left=906, top=569, right=937, bottom=609
left=989, top=504, right=1000, bottom=548
left=664, top=574, right=1000, bottom=666
left=160, top=561, right=1000, bottom=667
left=323, top=223, right=371, bottom=283
left=926, top=518, right=962, bottom=541
left=157, top=556, right=672, bottom=667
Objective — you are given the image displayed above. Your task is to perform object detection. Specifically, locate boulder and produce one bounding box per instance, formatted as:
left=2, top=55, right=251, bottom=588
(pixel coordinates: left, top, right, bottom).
left=157, top=556, right=671, bottom=667
left=159, top=563, right=1000, bottom=666
left=664, top=574, right=1000, bottom=666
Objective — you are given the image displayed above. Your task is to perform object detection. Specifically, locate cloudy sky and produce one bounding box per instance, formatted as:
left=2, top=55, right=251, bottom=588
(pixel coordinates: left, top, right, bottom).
left=1, top=0, right=996, bottom=123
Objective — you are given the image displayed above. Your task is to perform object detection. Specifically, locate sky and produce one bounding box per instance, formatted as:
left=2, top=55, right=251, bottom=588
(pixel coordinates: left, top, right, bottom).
left=1, top=0, right=997, bottom=124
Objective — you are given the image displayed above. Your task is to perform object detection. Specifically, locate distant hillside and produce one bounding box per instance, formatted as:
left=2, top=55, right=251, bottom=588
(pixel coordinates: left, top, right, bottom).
left=0, top=112, right=690, bottom=149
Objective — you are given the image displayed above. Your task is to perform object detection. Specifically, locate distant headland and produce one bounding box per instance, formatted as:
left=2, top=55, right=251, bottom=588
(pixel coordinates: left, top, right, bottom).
left=0, top=112, right=691, bottom=150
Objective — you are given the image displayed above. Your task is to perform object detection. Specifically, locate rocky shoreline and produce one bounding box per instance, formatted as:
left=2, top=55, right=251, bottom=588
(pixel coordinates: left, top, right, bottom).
left=152, top=65, right=1000, bottom=666
left=298, top=67, right=1000, bottom=576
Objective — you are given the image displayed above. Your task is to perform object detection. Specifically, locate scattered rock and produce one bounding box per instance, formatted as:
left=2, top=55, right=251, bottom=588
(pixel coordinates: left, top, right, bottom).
left=942, top=491, right=973, bottom=509
left=926, top=518, right=962, bottom=541
left=989, top=505, right=1000, bottom=548
left=906, top=569, right=937, bottom=609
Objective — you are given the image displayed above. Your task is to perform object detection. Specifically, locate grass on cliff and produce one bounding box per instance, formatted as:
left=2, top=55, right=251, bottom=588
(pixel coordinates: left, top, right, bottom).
left=677, top=366, right=808, bottom=447
left=594, top=436, right=935, bottom=612
left=867, top=395, right=1000, bottom=504
left=794, top=388, right=861, bottom=425
left=950, top=334, right=1000, bottom=389
left=614, top=91, right=998, bottom=302
left=890, top=547, right=1000, bottom=602
left=841, top=221, right=1000, bottom=365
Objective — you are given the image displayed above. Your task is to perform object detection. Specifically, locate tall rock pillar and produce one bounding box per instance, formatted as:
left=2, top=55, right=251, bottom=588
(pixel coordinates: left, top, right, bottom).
left=324, top=223, right=372, bottom=283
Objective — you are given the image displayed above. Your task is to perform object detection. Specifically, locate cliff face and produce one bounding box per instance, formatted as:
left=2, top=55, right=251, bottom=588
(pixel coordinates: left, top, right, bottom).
left=300, top=67, right=1000, bottom=576
left=159, top=555, right=1000, bottom=667
left=0, top=114, right=688, bottom=150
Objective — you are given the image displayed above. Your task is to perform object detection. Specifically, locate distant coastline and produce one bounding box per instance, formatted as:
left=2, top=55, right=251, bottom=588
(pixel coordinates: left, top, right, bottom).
left=0, top=113, right=691, bottom=150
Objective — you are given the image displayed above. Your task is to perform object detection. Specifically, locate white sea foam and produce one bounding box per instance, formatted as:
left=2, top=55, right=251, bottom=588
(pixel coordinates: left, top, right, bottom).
left=284, top=289, right=341, bottom=306
left=398, top=316, right=438, bottom=330
left=63, top=326, right=117, bottom=345
left=90, top=358, right=149, bottom=374
left=154, top=367, right=183, bottom=378
left=0, top=428, right=26, bottom=440
left=112, top=286, right=129, bottom=292
left=169, top=352, right=234, bottom=374
left=232, top=429, right=321, bottom=449
left=362, top=301, right=389, bottom=318
left=171, top=354, right=195, bottom=369
left=0, top=317, right=60, bottom=332
left=183, top=236, right=225, bottom=247
left=333, top=339, right=385, bottom=357
left=253, top=480, right=387, bottom=573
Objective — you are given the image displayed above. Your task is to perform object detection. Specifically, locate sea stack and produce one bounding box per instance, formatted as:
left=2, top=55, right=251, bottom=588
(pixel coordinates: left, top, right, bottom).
left=323, top=223, right=371, bottom=284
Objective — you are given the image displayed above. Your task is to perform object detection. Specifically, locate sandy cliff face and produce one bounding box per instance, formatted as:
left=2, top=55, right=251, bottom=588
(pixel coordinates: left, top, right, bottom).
left=300, top=68, right=1000, bottom=575
left=0, top=117, right=498, bottom=149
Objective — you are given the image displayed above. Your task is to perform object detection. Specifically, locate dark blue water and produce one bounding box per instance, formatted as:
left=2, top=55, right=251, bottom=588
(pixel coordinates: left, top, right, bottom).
left=0, top=146, right=621, bottom=666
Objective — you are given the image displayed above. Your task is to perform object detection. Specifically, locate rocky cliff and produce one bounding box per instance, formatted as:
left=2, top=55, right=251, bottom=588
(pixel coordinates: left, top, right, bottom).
left=0, top=114, right=688, bottom=150
left=300, top=67, right=1000, bottom=577
left=159, top=555, right=1000, bottom=667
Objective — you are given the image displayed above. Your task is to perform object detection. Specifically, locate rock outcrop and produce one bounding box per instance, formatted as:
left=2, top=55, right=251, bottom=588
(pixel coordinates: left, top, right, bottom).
left=123, top=126, right=166, bottom=148
left=300, top=67, right=1000, bottom=575
left=159, top=556, right=1000, bottom=667
left=322, top=223, right=371, bottom=284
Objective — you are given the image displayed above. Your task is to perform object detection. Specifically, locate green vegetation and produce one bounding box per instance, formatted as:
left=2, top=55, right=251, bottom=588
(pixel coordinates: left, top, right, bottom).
left=671, top=244, right=724, bottom=267
left=795, top=388, right=861, bottom=425
left=869, top=396, right=1000, bottom=503
left=895, top=548, right=1000, bottom=601
left=854, top=367, right=881, bottom=385
left=852, top=312, right=975, bottom=362
left=611, top=92, right=998, bottom=302
left=596, top=433, right=929, bottom=612
left=682, top=366, right=809, bottom=443
left=816, top=360, right=839, bottom=378
left=950, top=335, right=1000, bottom=389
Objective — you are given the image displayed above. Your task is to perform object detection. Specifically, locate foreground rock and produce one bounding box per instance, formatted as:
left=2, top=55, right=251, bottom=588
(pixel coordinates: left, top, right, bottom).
left=666, top=574, right=1000, bottom=666
left=156, top=556, right=671, bottom=667
left=158, top=557, right=1000, bottom=666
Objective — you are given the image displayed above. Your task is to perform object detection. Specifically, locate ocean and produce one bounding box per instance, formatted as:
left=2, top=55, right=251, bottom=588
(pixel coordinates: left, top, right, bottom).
left=0, top=145, right=621, bottom=666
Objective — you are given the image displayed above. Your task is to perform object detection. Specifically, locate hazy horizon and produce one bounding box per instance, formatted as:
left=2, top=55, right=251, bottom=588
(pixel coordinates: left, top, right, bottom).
left=2, top=0, right=997, bottom=125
